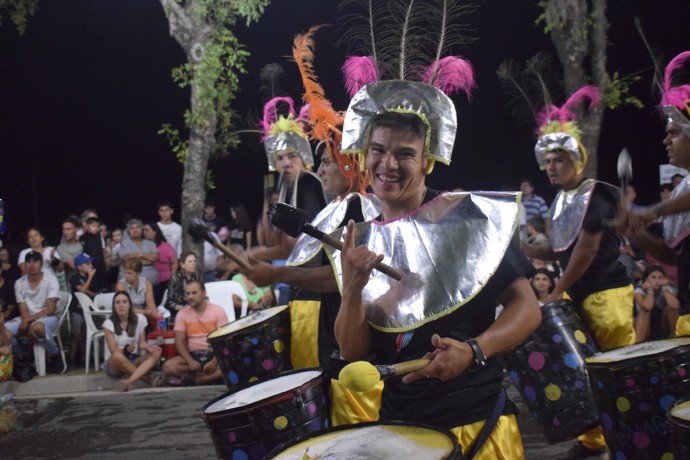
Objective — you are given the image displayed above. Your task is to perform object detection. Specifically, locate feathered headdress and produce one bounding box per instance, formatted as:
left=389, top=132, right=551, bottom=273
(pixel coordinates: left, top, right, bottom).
left=261, top=96, right=313, bottom=171
left=660, top=51, right=690, bottom=137
left=292, top=25, right=367, bottom=194
left=339, top=0, right=477, bottom=170
left=534, top=85, right=601, bottom=175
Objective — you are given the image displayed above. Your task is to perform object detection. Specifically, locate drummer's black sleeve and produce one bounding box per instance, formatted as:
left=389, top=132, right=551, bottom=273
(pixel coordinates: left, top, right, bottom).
left=491, top=233, right=535, bottom=289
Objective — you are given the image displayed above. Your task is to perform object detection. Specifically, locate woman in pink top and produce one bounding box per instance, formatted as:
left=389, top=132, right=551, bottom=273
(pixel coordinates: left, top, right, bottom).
left=144, top=222, right=178, bottom=305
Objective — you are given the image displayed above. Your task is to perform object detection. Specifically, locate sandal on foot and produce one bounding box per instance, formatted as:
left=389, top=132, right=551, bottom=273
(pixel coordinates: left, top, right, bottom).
left=114, top=380, right=130, bottom=392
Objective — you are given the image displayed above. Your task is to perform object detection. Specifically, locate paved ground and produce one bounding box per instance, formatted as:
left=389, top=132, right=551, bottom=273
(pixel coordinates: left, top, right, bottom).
left=0, top=371, right=606, bottom=459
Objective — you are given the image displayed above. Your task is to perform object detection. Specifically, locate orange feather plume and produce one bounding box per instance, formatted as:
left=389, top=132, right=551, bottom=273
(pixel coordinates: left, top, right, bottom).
left=292, top=25, right=369, bottom=194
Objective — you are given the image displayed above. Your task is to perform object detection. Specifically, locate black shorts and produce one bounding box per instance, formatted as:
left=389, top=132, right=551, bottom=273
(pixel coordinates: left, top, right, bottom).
left=189, top=350, right=214, bottom=367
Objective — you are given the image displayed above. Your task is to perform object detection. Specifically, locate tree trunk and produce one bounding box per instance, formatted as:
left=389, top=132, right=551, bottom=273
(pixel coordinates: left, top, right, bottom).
left=546, top=0, right=609, bottom=179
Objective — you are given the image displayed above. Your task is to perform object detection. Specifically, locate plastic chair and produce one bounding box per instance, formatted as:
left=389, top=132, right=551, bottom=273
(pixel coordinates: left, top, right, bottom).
left=74, top=292, right=111, bottom=374
left=204, top=280, right=245, bottom=323
left=94, top=292, right=115, bottom=311
left=33, top=291, right=71, bottom=376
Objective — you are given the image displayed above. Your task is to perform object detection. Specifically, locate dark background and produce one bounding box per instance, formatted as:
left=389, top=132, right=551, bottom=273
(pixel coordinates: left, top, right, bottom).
left=0, top=0, right=688, bottom=246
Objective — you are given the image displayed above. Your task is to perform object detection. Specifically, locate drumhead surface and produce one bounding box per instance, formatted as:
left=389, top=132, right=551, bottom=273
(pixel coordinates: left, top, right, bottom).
left=204, top=369, right=321, bottom=413
left=208, top=304, right=289, bottom=339
left=671, top=400, right=690, bottom=422
left=585, top=337, right=690, bottom=364
left=270, top=424, right=456, bottom=459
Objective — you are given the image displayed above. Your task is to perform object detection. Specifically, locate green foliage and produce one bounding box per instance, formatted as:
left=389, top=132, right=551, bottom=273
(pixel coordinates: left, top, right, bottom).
left=603, top=72, right=643, bottom=110
left=0, top=0, right=39, bottom=35
left=161, top=0, right=271, bottom=168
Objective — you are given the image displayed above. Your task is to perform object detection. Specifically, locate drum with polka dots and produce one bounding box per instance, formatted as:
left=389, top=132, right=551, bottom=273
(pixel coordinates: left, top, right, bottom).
left=202, top=368, right=330, bottom=460
left=586, top=337, right=690, bottom=460
left=208, top=304, right=291, bottom=392
left=503, top=299, right=600, bottom=443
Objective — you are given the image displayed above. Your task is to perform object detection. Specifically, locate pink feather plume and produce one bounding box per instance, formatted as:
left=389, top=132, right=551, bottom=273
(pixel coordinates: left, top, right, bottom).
left=260, top=96, right=296, bottom=138
left=422, top=56, right=476, bottom=99
left=342, top=56, right=379, bottom=98
left=662, top=51, right=690, bottom=108
left=534, top=85, right=601, bottom=134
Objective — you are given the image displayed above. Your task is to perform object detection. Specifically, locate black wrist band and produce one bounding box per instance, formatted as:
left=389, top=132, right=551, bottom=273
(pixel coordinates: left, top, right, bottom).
left=464, top=337, right=487, bottom=370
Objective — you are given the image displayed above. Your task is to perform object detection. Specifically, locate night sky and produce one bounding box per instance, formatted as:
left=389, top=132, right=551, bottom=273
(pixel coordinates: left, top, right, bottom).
left=0, top=0, right=688, bottom=245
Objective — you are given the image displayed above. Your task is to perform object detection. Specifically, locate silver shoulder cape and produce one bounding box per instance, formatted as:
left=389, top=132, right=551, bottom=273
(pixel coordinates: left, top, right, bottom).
left=664, top=176, right=690, bottom=248
left=325, top=191, right=520, bottom=332
left=549, top=179, right=595, bottom=252
left=287, top=193, right=381, bottom=267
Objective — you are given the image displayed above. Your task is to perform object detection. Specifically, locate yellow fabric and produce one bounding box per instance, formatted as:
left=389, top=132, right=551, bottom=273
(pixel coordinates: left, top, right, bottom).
left=288, top=300, right=320, bottom=369
left=676, top=313, right=690, bottom=336
left=578, top=425, right=605, bottom=450
left=329, top=378, right=382, bottom=426
left=448, top=414, right=523, bottom=460
left=579, top=284, right=636, bottom=352
left=0, top=353, right=12, bottom=382
left=573, top=285, right=634, bottom=450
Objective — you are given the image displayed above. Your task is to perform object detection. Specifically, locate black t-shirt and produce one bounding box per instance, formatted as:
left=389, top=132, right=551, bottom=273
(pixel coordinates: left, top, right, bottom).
left=366, top=189, right=533, bottom=428
left=202, top=215, right=228, bottom=234
left=557, top=182, right=630, bottom=304
left=80, top=233, right=106, bottom=291
left=675, top=238, right=690, bottom=317
left=0, top=278, right=17, bottom=319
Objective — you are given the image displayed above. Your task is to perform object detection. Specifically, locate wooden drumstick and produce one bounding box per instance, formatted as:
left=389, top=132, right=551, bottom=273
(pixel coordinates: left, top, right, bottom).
left=338, top=357, right=432, bottom=392
left=188, top=219, right=250, bottom=271
left=267, top=202, right=404, bottom=281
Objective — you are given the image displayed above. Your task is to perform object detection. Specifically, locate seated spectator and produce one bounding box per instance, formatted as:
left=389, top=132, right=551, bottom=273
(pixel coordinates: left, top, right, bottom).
left=0, top=247, right=21, bottom=284
left=201, top=197, right=228, bottom=236
left=68, top=253, right=101, bottom=364
left=228, top=201, right=253, bottom=249
left=102, top=291, right=163, bottom=392
left=117, top=218, right=159, bottom=287
left=6, top=251, right=63, bottom=373
left=526, top=215, right=548, bottom=244
left=531, top=268, right=556, bottom=306
left=229, top=247, right=273, bottom=314
left=165, top=250, right=202, bottom=318
left=0, top=313, right=11, bottom=382
left=162, top=280, right=227, bottom=386
left=634, top=265, right=680, bottom=342
left=18, top=227, right=59, bottom=278
left=143, top=222, right=178, bottom=305
left=116, top=258, right=157, bottom=323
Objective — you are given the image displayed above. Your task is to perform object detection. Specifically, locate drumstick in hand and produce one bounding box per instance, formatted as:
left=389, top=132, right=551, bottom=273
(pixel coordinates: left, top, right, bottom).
left=267, top=202, right=403, bottom=280
left=338, top=357, right=431, bottom=392
left=188, top=219, right=250, bottom=271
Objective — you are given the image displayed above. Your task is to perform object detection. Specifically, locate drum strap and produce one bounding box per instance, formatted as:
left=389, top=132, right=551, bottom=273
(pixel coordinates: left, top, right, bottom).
left=466, top=388, right=506, bottom=459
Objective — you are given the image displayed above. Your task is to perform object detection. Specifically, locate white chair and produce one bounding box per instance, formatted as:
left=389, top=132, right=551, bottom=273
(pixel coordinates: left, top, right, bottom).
left=94, top=292, right=115, bottom=311
left=75, top=292, right=111, bottom=374
left=158, top=289, right=170, bottom=319
left=204, top=280, right=246, bottom=322
left=33, top=291, right=71, bottom=376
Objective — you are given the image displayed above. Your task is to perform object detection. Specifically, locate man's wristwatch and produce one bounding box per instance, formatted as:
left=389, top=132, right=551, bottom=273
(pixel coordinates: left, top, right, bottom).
left=464, top=337, right=488, bottom=371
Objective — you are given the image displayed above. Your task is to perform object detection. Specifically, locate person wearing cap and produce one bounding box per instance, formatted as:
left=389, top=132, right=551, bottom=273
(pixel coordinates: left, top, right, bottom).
left=6, top=251, right=62, bottom=371
left=68, top=252, right=99, bottom=364
left=625, top=51, right=690, bottom=337
left=331, top=47, right=541, bottom=456
left=521, top=86, right=635, bottom=458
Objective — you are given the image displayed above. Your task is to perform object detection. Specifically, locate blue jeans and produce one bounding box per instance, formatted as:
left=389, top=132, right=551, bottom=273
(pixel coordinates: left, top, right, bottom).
left=6, top=315, right=60, bottom=356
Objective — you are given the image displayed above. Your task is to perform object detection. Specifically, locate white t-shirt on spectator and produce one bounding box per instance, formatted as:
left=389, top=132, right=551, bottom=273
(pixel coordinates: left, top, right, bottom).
left=102, top=313, right=147, bottom=362
left=14, top=272, right=60, bottom=315
left=158, top=221, right=183, bottom=256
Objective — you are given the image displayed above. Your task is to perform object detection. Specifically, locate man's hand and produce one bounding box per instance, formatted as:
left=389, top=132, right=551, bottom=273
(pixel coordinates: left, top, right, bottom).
left=402, top=334, right=473, bottom=383
left=546, top=289, right=565, bottom=304
left=241, top=255, right=276, bottom=287
left=187, top=359, right=202, bottom=373
left=203, top=359, right=218, bottom=374
left=341, top=220, right=383, bottom=293
left=19, top=319, right=30, bottom=334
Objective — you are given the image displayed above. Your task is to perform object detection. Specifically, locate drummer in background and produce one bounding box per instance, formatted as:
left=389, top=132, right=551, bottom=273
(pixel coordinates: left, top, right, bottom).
left=521, top=85, right=636, bottom=458
left=333, top=54, right=541, bottom=456
left=162, top=280, right=227, bottom=386
left=239, top=28, right=383, bottom=426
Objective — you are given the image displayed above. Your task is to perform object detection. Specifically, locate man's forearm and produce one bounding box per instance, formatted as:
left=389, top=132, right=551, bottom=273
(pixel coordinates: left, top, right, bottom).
left=334, top=290, right=371, bottom=361
left=274, top=265, right=338, bottom=293
left=633, top=230, right=677, bottom=265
